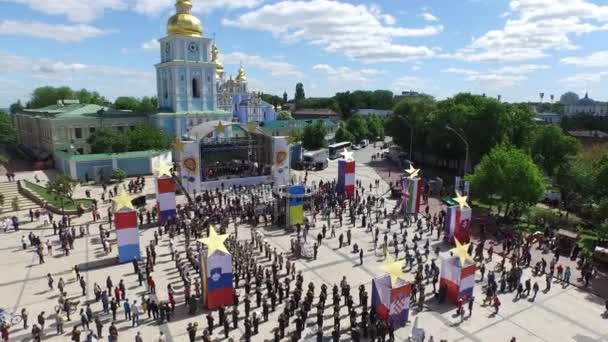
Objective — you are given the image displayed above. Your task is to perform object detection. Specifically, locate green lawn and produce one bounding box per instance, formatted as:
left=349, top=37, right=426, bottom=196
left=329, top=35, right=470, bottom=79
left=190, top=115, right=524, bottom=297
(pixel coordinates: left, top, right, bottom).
left=23, top=180, right=95, bottom=211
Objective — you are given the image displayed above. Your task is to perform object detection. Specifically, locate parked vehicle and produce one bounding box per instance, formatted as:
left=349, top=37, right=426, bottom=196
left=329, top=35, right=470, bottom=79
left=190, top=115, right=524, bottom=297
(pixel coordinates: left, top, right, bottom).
left=328, top=142, right=352, bottom=159
left=302, top=149, right=329, bottom=170
left=360, top=139, right=369, bottom=148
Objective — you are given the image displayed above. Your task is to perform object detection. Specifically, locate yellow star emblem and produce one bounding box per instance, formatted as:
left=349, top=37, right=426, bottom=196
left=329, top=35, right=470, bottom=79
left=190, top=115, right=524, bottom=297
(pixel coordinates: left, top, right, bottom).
left=198, top=226, right=230, bottom=256
left=174, top=139, right=184, bottom=153
left=246, top=122, right=257, bottom=133
left=382, top=255, right=406, bottom=286
left=215, top=121, right=226, bottom=134
left=405, top=164, right=420, bottom=178
left=453, top=190, right=470, bottom=210
left=112, top=192, right=134, bottom=211
left=450, top=237, right=473, bottom=267
left=155, top=162, right=173, bottom=178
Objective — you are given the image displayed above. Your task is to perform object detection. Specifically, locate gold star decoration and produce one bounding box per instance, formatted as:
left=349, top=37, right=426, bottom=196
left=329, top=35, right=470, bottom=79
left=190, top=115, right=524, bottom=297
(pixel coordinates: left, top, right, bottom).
left=382, top=255, right=407, bottom=286
left=246, top=122, right=258, bottom=133
left=340, top=148, right=354, bottom=161
left=155, top=162, right=173, bottom=178
left=405, top=164, right=420, bottom=178
left=215, top=121, right=226, bottom=134
left=112, top=192, right=134, bottom=211
left=450, top=237, right=473, bottom=267
left=198, top=226, right=230, bottom=256
left=174, top=138, right=184, bottom=153
left=453, top=190, right=470, bottom=210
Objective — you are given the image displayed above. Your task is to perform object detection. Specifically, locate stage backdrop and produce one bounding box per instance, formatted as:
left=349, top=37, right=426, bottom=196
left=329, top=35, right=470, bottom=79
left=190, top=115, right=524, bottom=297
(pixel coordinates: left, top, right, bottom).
left=180, top=141, right=201, bottom=193
left=272, top=136, right=290, bottom=188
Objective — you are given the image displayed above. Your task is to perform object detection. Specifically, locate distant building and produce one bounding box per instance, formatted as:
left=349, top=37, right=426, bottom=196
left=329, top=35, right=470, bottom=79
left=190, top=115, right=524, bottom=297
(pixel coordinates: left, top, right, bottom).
left=14, top=100, right=147, bottom=156
left=394, top=91, right=424, bottom=103
left=534, top=112, right=561, bottom=124
left=568, top=130, right=608, bottom=144
left=292, top=108, right=338, bottom=120
left=564, top=93, right=608, bottom=116
left=354, top=108, right=393, bottom=118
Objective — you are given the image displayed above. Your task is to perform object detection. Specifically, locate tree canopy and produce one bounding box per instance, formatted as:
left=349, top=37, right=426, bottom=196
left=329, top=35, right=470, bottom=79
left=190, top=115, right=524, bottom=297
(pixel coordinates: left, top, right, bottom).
left=334, top=123, right=354, bottom=143
left=295, top=83, right=305, bottom=104
left=260, top=94, right=283, bottom=107
left=28, top=86, right=110, bottom=108
left=531, top=125, right=581, bottom=177
left=276, top=111, right=294, bottom=120
left=0, top=110, right=16, bottom=145
left=302, top=121, right=327, bottom=150
left=466, top=144, right=545, bottom=218
left=114, top=96, right=157, bottom=114
left=88, top=125, right=172, bottom=153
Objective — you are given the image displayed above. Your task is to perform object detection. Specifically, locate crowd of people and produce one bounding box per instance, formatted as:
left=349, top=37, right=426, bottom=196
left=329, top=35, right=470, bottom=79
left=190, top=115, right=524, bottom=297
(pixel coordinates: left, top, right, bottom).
left=0, top=164, right=602, bottom=342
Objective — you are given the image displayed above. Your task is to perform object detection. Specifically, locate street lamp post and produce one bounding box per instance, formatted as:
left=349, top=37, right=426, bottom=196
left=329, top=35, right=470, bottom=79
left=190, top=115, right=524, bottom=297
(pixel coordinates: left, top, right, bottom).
left=446, top=125, right=470, bottom=176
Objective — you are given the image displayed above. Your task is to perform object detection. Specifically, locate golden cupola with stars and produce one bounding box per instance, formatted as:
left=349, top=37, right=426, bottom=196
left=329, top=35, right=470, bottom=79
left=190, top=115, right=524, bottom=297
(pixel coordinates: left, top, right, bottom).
left=212, top=44, right=225, bottom=80
left=236, top=66, right=247, bottom=83
left=167, top=0, right=203, bottom=37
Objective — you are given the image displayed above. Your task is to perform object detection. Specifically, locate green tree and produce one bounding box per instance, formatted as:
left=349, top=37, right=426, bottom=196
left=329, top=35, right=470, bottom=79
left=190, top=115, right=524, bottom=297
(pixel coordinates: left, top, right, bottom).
left=29, top=86, right=74, bottom=108
left=295, top=83, right=305, bottom=104
left=127, top=125, right=173, bottom=151
left=347, top=114, right=369, bottom=143
left=88, top=128, right=129, bottom=153
left=74, top=89, right=110, bottom=106
left=288, top=129, right=303, bottom=144
left=277, top=111, right=294, bottom=120
left=466, top=144, right=545, bottom=218
left=0, top=110, right=16, bottom=145
left=595, top=156, right=608, bottom=200
left=531, top=125, right=581, bottom=177
left=302, top=121, right=327, bottom=150
left=136, top=96, right=157, bottom=114
left=9, top=100, right=23, bottom=114
left=334, top=123, right=354, bottom=143
left=260, top=94, right=283, bottom=107
left=47, top=175, right=77, bottom=212
left=283, top=91, right=288, bottom=104
left=114, top=97, right=140, bottom=111
left=366, top=114, right=385, bottom=140
left=555, top=158, right=594, bottom=214
left=112, top=168, right=127, bottom=183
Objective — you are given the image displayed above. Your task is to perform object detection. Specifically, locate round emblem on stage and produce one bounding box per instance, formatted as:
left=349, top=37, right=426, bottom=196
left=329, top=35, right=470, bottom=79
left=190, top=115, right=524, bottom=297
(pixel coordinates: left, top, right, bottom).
left=182, top=157, right=197, bottom=174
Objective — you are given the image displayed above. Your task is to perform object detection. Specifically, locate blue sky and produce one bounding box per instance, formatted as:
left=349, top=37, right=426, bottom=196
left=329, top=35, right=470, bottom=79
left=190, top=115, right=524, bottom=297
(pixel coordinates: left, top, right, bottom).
left=1, top=0, right=608, bottom=107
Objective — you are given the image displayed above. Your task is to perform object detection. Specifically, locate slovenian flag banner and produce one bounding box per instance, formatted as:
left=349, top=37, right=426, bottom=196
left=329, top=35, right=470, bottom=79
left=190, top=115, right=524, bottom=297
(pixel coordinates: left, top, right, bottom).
left=337, top=159, right=355, bottom=197
left=443, top=205, right=472, bottom=244
left=156, top=177, right=176, bottom=224
left=200, top=248, right=234, bottom=310
left=114, top=210, right=140, bottom=263
left=439, top=253, right=475, bottom=304
left=372, top=275, right=411, bottom=328
left=402, top=176, right=422, bottom=215
left=288, top=185, right=305, bottom=225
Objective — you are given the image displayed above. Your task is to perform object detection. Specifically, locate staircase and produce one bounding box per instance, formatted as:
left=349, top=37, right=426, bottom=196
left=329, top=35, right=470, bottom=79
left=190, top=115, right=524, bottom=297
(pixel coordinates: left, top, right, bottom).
left=0, top=182, right=39, bottom=212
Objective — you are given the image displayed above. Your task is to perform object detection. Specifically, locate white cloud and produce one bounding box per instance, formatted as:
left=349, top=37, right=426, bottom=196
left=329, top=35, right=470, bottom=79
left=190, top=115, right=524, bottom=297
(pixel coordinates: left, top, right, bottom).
left=559, top=71, right=608, bottom=87
left=312, top=64, right=380, bottom=84
left=222, top=0, right=442, bottom=63
left=1, top=0, right=126, bottom=23
left=133, top=0, right=262, bottom=16
left=141, top=38, right=160, bottom=51
left=0, top=51, right=154, bottom=104
left=0, top=20, right=110, bottom=42
left=390, top=76, right=435, bottom=93
left=422, top=12, right=438, bottom=22
left=411, top=65, right=421, bottom=71
left=221, top=52, right=304, bottom=78
left=442, top=64, right=549, bottom=88
left=561, top=51, right=608, bottom=67
left=452, top=0, right=608, bottom=62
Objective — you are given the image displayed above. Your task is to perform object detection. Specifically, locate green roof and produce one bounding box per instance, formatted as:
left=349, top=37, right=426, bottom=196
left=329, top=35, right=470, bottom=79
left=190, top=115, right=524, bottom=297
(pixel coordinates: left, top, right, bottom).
left=22, top=104, right=146, bottom=119
left=260, top=119, right=337, bottom=131
left=55, top=149, right=168, bottom=162
left=153, top=110, right=232, bottom=117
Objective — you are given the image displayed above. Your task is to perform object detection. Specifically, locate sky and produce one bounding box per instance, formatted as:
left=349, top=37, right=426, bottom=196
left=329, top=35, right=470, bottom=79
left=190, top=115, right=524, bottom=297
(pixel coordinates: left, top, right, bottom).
left=1, top=0, right=608, bottom=107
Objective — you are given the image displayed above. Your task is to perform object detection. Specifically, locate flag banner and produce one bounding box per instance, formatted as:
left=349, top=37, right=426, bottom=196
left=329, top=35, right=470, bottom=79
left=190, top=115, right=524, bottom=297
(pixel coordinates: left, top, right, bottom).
left=372, top=275, right=411, bottom=327
left=439, top=253, right=476, bottom=304
left=156, top=177, right=175, bottom=194
left=443, top=206, right=472, bottom=244
left=402, top=176, right=422, bottom=214
left=337, top=160, right=355, bottom=197
left=157, top=192, right=176, bottom=210
left=288, top=185, right=305, bottom=225
left=117, top=244, right=140, bottom=263
left=200, top=247, right=234, bottom=310
left=114, top=211, right=137, bottom=230
left=116, top=228, right=139, bottom=246
left=159, top=209, right=177, bottom=223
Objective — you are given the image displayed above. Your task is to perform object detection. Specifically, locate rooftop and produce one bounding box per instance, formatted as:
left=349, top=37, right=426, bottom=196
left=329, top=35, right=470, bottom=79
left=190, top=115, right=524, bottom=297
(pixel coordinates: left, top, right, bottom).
left=568, top=130, right=608, bottom=139
left=21, top=101, right=147, bottom=119
left=292, top=108, right=338, bottom=116
left=54, top=149, right=167, bottom=161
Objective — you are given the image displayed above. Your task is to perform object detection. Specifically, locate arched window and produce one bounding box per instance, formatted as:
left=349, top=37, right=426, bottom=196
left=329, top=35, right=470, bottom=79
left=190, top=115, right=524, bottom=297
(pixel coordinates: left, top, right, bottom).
left=192, top=78, right=200, bottom=98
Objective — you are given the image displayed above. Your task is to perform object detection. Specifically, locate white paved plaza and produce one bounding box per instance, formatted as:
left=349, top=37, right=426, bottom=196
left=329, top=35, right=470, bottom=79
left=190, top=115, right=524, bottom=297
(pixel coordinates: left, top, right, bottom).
left=1, top=150, right=607, bottom=341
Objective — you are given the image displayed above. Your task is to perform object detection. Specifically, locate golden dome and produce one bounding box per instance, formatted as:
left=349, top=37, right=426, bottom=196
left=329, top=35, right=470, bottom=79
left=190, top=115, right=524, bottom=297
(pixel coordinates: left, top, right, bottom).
left=212, top=44, right=225, bottom=80
left=236, top=66, right=247, bottom=83
left=167, top=0, right=203, bottom=37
